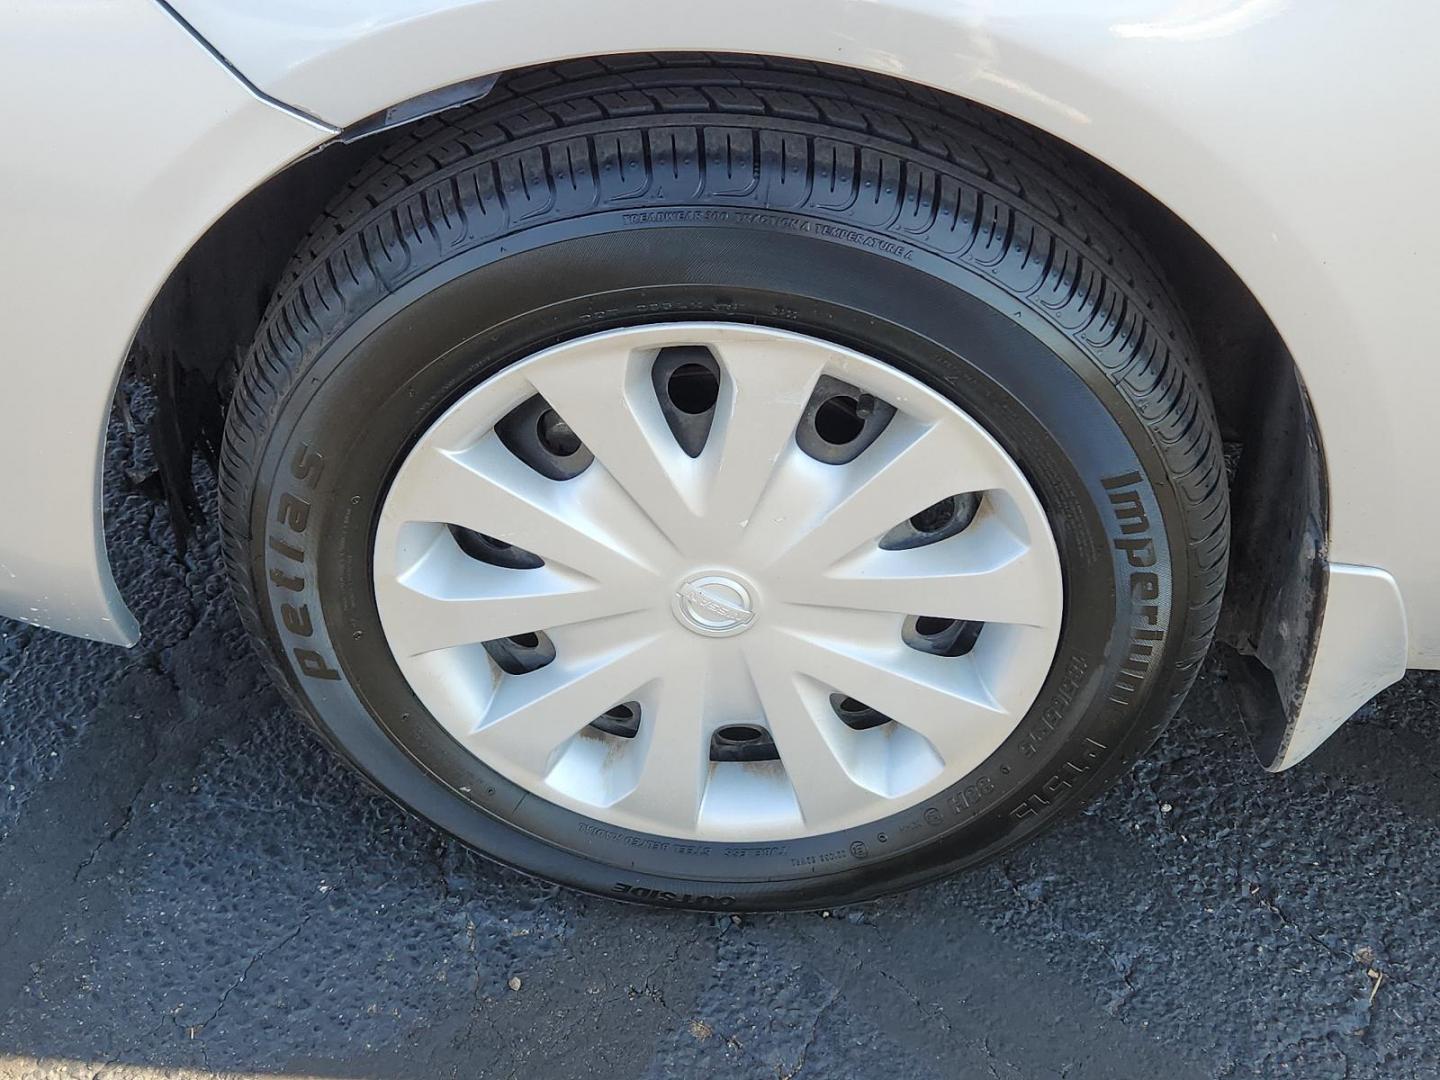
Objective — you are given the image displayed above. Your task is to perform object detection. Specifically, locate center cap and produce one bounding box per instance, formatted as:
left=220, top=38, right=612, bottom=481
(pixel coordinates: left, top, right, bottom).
left=672, top=573, right=757, bottom=637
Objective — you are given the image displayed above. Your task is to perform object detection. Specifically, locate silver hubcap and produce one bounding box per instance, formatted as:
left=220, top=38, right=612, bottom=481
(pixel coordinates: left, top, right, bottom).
left=374, top=323, right=1062, bottom=841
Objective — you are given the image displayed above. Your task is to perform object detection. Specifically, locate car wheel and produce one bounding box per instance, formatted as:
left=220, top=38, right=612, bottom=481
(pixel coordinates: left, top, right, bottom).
left=220, top=58, right=1227, bottom=909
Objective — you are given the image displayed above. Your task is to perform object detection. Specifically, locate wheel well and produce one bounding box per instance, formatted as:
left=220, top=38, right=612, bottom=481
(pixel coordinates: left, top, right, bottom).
left=122, top=53, right=1321, bottom=765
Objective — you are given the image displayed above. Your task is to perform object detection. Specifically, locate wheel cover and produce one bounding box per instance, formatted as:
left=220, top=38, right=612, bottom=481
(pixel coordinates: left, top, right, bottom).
left=373, top=323, right=1062, bottom=841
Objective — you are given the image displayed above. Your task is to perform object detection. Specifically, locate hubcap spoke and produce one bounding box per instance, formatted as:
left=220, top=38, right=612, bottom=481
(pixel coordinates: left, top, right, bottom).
left=467, top=636, right=660, bottom=776
left=380, top=437, right=660, bottom=583
left=378, top=559, right=642, bottom=657
left=765, top=419, right=1009, bottom=573
left=787, top=515, right=1060, bottom=629
left=771, top=628, right=1014, bottom=768
left=744, top=635, right=889, bottom=825
left=524, top=345, right=704, bottom=551
left=612, top=672, right=712, bottom=830
left=697, top=337, right=828, bottom=539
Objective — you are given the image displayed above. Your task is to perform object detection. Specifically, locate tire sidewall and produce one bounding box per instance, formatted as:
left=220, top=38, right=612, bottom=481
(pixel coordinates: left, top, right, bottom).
left=236, top=214, right=1185, bottom=909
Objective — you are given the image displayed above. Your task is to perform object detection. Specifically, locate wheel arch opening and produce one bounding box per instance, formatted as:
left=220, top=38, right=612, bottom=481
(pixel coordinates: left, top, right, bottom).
left=115, top=52, right=1322, bottom=767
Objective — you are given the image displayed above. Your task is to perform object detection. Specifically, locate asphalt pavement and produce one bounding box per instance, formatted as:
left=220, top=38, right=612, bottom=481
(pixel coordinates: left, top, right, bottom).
left=2, top=428, right=1439, bottom=1079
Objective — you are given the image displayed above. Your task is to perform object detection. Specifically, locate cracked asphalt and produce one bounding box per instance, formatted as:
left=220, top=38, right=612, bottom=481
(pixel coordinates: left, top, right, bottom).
left=3, top=417, right=1440, bottom=1079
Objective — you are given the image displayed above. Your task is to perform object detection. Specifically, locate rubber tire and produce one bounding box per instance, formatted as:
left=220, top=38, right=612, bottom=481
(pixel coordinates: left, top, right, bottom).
left=220, top=56, right=1228, bottom=911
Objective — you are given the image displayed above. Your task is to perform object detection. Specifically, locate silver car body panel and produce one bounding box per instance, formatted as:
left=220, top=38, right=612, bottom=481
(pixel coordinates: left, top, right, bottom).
left=0, top=0, right=330, bottom=645
left=0, top=0, right=1426, bottom=764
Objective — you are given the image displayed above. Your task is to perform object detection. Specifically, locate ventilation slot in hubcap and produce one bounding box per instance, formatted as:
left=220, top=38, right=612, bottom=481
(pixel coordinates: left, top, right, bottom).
left=448, top=525, right=544, bottom=569
left=652, top=345, right=721, bottom=458
left=879, top=492, right=982, bottom=550
left=795, top=375, right=896, bottom=464
left=903, top=616, right=983, bottom=657
left=590, top=701, right=641, bottom=739
left=496, top=394, right=594, bottom=480
left=710, top=724, right=779, bottom=762
left=482, top=630, right=557, bottom=675
left=830, top=693, right=894, bottom=731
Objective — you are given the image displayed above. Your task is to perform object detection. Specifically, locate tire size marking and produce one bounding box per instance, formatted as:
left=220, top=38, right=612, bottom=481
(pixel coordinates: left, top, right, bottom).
left=1102, top=471, right=1166, bottom=706
left=1008, top=738, right=1109, bottom=821
left=268, top=443, right=340, bottom=681
left=1006, top=472, right=1165, bottom=821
